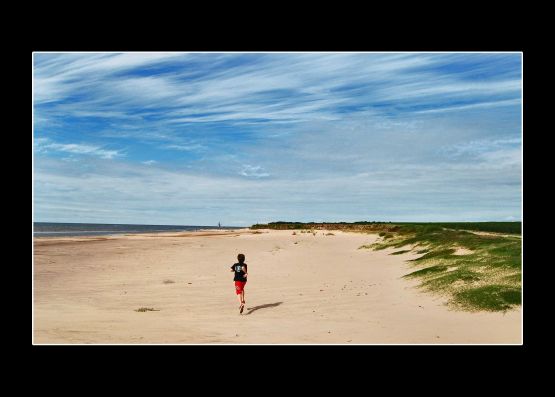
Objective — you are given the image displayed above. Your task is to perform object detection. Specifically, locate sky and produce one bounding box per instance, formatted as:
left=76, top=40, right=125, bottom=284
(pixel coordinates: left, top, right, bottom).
left=33, top=52, right=522, bottom=226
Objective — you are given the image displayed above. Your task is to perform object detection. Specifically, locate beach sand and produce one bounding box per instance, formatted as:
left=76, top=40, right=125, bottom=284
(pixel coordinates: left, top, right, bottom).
left=33, top=229, right=521, bottom=344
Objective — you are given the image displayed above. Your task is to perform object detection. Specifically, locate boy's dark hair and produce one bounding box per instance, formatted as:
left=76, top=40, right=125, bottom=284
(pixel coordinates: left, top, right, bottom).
left=237, top=253, right=245, bottom=263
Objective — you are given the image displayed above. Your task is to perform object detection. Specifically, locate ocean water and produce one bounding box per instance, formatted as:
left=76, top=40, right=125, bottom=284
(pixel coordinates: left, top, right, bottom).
left=33, top=222, right=242, bottom=237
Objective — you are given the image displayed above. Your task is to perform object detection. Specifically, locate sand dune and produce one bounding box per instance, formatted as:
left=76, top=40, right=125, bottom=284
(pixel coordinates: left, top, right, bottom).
left=33, top=229, right=521, bottom=344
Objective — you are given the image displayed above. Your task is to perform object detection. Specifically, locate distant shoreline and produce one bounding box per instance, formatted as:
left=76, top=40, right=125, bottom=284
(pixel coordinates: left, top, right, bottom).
left=33, top=222, right=244, bottom=238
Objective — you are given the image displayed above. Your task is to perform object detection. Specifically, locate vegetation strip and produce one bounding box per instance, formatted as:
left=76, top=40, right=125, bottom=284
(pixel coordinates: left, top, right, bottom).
left=363, top=224, right=521, bottom=312
left=252, top=222, right=521, bottom=312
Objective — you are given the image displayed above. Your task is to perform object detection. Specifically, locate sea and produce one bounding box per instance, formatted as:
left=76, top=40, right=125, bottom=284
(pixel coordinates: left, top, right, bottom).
left=33, top=222, right=244, bottom=238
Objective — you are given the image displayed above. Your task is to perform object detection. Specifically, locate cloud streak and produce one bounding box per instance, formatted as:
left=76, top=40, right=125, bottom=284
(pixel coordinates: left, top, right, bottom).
left=35, top=137, right=122, bottom=159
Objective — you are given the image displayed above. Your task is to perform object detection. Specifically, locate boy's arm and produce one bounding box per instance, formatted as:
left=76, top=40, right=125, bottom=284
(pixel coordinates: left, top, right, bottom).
left=242, top=266, right=248, bottom=277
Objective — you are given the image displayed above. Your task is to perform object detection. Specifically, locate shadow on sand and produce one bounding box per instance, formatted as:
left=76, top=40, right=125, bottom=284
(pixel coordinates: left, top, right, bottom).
left=245, top=302, right=283, bottom=315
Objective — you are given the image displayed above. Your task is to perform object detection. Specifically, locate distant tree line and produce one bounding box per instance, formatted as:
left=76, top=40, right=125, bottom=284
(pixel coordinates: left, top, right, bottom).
left=250, top=221, right=521, bottom=234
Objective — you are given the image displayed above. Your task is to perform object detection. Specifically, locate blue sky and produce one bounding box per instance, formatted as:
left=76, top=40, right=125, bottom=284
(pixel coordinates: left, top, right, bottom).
left=33, top=52, right=522, bottom=226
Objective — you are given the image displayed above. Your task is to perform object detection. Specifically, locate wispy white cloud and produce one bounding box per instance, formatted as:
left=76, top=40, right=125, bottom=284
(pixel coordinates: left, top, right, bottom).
left=441, top=137, right=521, bottom=157
left=35, top=137, right=122, bottom=159
left=376, top=79, right=520, bottom=102
left=240, top=165, right=270, bottom=178
left=413, top=98, right=521, bottom=114
left=164, top=143, right=206, bottom=152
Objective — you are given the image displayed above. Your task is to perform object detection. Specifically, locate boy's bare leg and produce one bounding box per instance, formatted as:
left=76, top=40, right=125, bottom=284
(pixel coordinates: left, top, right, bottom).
left=238, top=291, right=245, bottom=314
left=241, top=291, right=245, bottom=304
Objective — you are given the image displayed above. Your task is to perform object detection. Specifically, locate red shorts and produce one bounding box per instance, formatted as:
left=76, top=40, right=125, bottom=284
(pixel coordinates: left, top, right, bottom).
left=235, top=281, right=246, bottom=294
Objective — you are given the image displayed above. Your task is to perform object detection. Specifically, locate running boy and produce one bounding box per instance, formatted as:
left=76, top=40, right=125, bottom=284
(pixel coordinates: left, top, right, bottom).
left=230, top=253, right=248, bottom=314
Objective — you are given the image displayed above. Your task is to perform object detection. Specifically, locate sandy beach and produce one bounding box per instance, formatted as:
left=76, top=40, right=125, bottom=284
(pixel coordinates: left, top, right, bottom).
left=33, top=229, right=521, bottom=344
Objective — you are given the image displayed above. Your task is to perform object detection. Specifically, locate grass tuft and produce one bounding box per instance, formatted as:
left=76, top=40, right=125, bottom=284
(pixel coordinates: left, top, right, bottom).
left=453, top=285, right=521, bottom=311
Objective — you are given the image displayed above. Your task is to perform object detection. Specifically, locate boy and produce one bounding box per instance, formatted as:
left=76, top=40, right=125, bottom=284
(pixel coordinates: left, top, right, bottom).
left=230, top=253, right=248, bottom=314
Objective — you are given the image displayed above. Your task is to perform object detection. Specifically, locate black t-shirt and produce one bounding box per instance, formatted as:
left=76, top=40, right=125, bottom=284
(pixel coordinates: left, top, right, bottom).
left=231, top=262, right=248, bottom=282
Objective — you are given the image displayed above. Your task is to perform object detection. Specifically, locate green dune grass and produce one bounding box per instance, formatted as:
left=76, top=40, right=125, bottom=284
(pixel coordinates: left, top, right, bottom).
left=363, top=224, right=521, bottom=312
